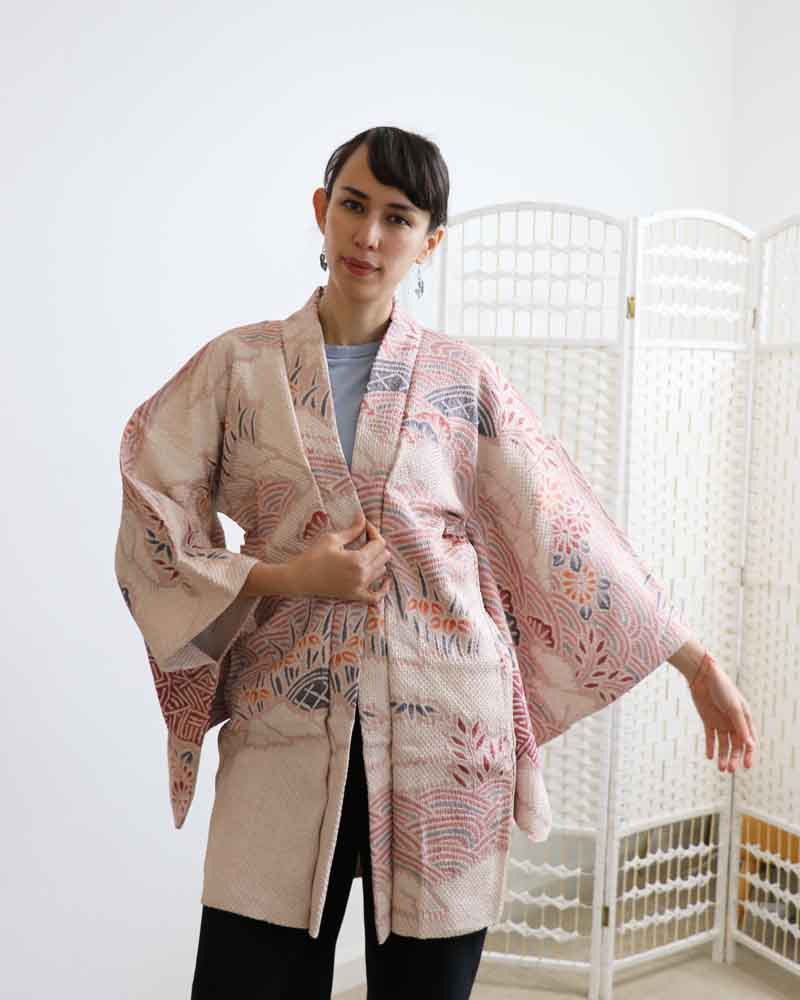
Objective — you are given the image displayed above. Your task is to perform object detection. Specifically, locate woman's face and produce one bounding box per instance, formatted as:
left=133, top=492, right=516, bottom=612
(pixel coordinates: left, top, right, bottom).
left=313, top=143, right=443, bottom=301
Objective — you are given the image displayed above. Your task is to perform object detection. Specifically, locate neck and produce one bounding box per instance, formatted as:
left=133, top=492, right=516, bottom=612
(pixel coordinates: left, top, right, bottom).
left=317, top=282, right=394, bottom=346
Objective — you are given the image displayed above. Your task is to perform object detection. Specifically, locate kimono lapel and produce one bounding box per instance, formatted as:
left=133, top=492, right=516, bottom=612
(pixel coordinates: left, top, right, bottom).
left=281, top=285, right=423, bottom=535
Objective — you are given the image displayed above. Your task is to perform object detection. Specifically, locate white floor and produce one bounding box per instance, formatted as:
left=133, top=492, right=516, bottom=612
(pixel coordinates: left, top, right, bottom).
left=337, top=940, right=799, bottom=998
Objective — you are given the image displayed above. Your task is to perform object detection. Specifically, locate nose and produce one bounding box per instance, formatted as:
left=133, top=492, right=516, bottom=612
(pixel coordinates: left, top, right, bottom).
left=354, top=217, right=381, bottom=247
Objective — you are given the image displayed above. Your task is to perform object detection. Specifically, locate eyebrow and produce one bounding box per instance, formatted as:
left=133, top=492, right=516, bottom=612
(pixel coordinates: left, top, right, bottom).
left=340, top=185, right=419, bottom=214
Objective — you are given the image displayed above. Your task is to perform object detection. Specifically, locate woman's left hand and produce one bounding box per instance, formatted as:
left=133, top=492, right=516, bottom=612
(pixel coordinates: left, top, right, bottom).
left=688, top=653, right=758, bottom=773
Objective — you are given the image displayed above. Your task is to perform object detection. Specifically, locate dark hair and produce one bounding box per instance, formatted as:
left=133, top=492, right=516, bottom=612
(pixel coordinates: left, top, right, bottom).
left=323, top=126, right=449, bottom=236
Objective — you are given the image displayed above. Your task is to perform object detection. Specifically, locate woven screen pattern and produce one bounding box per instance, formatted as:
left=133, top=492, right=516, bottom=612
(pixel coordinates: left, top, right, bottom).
left=441, top=203, right=625, bottom=343
left=733, top=218, right=800, bottom=970
left=622, top=214, right=751, bottom=821
left=605, top=214, right=755, bottom=965
left=637, top=215, right=752, bottom=346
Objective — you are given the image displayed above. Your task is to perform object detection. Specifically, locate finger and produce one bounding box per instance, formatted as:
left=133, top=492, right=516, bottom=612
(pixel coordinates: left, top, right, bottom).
left=358, top=539, right=387, bottom=564
left=705, top=724, right=715, bottom=761
left=728, top=741, right=743, bottom=773
left=360, top=519, right=388, bottom=558
left=364, top=518, right=384, bottom=541
left=730, top=704, right=753, bottom=769
left=743, top=701, right=757, bottom=745
left=742, top=715, right=757, bottom=767
left=718, top=731, right=731, bottom=771
left=366, top=546, right=392, bottom=575
left=731, top=700, right=757, bottom=769
left=743, top=704, right=757, bottom=767
left=339, top=512, right=366, bottom=541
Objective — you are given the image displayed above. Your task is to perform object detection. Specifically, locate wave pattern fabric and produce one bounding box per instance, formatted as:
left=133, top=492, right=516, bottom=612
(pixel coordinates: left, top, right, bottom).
left=114, top=285, right=692, bottom=943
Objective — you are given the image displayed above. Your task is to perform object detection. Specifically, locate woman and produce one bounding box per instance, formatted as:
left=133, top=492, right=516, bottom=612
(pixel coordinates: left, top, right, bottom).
left=114, top=126, right=757, bottom=999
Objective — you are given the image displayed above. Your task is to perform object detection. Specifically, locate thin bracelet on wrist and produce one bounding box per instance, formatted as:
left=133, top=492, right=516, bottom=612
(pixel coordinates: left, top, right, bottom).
left=689, top=649, right=715, bottom=691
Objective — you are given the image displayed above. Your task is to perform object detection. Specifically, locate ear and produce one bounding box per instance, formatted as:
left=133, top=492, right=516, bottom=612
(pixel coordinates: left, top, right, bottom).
left=421, top=227, right=446, bottom=262
left=312, top=187, right=328, bottom=233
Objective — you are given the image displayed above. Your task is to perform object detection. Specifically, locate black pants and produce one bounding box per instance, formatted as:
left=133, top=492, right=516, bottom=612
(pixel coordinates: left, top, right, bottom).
left=190, top=707, right=487, bottom=999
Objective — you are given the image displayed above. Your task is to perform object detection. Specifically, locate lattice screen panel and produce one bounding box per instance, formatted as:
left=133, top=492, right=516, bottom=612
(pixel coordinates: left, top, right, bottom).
left=596, top=212, right=755, bottom=996
left=419, top=204, right=800, bottom=999
left=729, top=217, right=800, bottom=976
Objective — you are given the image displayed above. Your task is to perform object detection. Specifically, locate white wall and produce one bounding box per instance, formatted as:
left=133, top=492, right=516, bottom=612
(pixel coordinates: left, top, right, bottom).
left=1, top=2, right=744, bottom=997
left=730, top=0, right=800, bottom=230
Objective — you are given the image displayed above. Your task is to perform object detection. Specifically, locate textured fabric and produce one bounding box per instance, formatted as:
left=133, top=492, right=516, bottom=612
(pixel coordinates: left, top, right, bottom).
left=114, top=284, right=694, bottom=943
left=190, top=708, right=487, bottom=999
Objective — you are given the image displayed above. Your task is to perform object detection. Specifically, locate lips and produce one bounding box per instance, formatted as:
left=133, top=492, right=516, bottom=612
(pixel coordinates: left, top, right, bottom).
left=344, top=258, right=378, bottom=275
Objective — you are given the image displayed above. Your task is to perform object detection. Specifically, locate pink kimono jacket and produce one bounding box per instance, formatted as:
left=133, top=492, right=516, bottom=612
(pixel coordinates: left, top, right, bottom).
left=114, top=285, right=692, bottom=943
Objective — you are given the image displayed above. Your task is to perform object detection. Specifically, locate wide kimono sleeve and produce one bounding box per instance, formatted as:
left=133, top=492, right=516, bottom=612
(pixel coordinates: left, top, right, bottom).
left=475, top=354, right=694, bottom=752
left=114, top=332, right=264, bottom=827
left=115, top=334, right=258, bottom=672
left=114, top=332, right=261, bottom=675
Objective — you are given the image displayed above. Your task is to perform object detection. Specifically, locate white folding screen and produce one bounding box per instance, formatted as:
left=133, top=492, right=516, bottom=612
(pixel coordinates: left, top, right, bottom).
left=608, top=212, right=754, bottom=993
left=730, top=217, right=800, bottom=975
left=410, top=204, right=800, bottom=999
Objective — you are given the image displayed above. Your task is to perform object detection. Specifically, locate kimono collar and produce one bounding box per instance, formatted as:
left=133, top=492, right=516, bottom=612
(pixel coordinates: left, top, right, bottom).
left=280, top=285, right=424, bottom=534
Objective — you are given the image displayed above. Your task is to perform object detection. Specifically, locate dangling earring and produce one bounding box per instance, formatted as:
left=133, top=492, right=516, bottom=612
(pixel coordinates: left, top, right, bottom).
left=414, top=260, right=424, bottom=299
left=320, top=245, right=328, bottom=271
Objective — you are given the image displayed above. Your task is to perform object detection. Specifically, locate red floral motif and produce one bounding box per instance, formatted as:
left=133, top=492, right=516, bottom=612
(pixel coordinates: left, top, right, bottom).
left=243, top=686, right=274, bottom=705
left=273, top=633, right=323, bottom=671
left=365, top=603, right=384, bottom=632
left=168, top=746, right=196, bottom=821
left=550, top=508, right=589, bottom=560
left=536, top=488, right=562, bottom=524
left=572, top=625, right=633, bottom=693
left=525, top=614, right=556, bottom=648
left=330, top=634, right=363, bottom=669
left=492, top=376, right=544, bottom=441
left=431, top=614, right=472, bottom=635
left=448, top=716, right=511, bottom=789
left=408, top=597, right=471, bottom=637
left=143, top=511, right=180, bottom=582
left=561, top=561, right=600, bottom=605
left=498, top=587, right=521, bottom=646
left=408, top=597, right=442, bottom=617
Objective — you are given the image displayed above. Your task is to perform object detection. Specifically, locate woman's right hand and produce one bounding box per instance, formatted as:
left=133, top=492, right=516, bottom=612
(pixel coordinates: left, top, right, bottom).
left=286, top=511, right=393, bottom=604
left=687, top=653, right=758, bottom=773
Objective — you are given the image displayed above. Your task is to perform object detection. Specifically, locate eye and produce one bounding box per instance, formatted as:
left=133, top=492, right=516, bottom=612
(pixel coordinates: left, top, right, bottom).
left=341, top=200, right=410, bottom=227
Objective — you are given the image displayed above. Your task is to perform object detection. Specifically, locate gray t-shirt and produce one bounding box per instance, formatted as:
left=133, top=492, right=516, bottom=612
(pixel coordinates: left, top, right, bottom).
left=324, top=339, right=382, bottom=470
